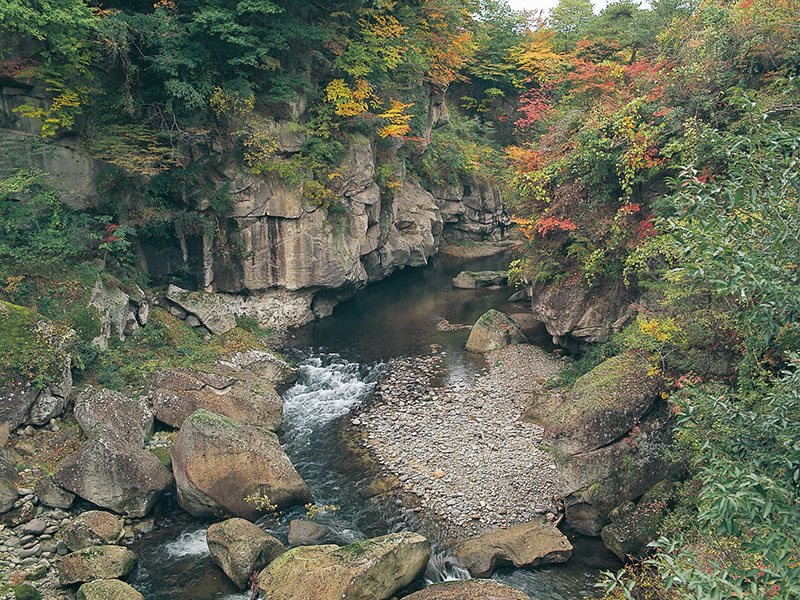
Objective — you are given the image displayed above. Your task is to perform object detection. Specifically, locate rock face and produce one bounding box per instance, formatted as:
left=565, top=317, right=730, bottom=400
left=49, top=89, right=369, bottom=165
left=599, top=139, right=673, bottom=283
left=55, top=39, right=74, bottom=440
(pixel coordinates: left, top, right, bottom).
left=529, top=279, right=637, bottom=352
left=57, top=545, right=138, bottom=585
left=454, top=520, right=573, bottom=578
left=452, top=270, right=507, bottom=289
left=62, top=511, right=125, bottom=551
left=403, top=579, right=530, bottom=600
left=207, top=518, right=285, bottom=589
left=77, top=579, right=145, bottom=600
left=465, top=310, right=528, bottom=353
left=543, top=355, right=680, bottom=535
left=434, top=182, right=511, bottom=243
left=74, top=388, right=154, bottom=448
left=148, top=367, right=282, bottom=430
left=257, top=532, right=431, bottom=600
left=53, top=425, right=174, bottom=518
left=601, top=498, right=665, bottom=561
left=171, top=410, right=312, bottom=519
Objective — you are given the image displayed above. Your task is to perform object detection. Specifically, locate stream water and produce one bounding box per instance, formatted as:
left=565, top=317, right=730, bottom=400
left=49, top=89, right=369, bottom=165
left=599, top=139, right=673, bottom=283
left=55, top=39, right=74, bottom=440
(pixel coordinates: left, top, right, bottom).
left=125, top=250, right=619, bottom=599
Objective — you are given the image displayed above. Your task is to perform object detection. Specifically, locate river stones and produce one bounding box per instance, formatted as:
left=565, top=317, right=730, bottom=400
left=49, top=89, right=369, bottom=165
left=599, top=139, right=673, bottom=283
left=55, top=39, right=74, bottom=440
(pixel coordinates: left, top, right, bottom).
left=465, top=310, right=527, bottom=353
left=207, top=517, right=285, bottom=589
left=452, top=270, right=508, bottom=289
left=148, top=367, right=283, bottom=430
left=171, top=409, right=312, bottom=519
left=402, top=579, right=530, bottom=600
left=63, top=511, right=125, bottom=551
left=74, top=388, right=154, bottom=448
left=454, top=519, right=573, bottom=578
left=257, top=532, right=431, bottom=600
left=56, top=545, right=138, bottom=585
left=53, top=425, right=174, bottom=518
left=77, top=579, right=145, bottom=600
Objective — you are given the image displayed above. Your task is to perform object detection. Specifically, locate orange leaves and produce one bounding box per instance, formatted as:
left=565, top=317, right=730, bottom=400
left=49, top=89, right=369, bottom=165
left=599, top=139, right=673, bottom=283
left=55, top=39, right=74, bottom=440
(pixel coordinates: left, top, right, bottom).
left=536, top=216, right=578, bottom=235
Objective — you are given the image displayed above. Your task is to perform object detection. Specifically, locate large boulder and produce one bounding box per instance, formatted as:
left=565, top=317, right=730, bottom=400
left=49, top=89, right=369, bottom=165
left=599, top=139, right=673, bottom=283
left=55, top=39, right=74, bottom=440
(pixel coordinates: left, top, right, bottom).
left=77, top=579, right=145, bottom=600
left=171, top=410, right=312, bottom=519
left=53, top=425, right=174, bottom=518
left=62, top=511, right=125, bottom=551
left=88, top=277, right=147, bottom=349
left=452, top=271, right=507, bottom=289
left=403, top=579, right=530, bottom=600
left=148, top=368, right=282, bottom=430
left=223, top=349, right=299, bottom=384
left=57, top=545, right=138, bottom=585
left=454, top=520, right=573, bottom=578
left=465, top=310, right=528, bottom=353
left=543, top=354, right=662, bottom=455
left=557, top=401, right=680, bottom=536
left=166, top=285, right=237, bottom=335
left=74, top=388, right=154, bottom=448
left=207, top=517, right=285, bottom=589
left=257, top=532, right=431, bottom=600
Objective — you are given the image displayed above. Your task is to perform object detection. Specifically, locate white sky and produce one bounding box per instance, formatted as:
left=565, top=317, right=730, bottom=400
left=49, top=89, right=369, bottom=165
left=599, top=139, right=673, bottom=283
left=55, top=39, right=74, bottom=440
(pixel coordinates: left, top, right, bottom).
left=506, top=0, right=611, bottom=16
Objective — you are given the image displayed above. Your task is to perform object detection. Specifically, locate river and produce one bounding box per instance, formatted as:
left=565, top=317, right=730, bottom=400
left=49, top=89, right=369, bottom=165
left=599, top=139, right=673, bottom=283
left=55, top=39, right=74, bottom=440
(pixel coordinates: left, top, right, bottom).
left=125, top=249, right=619, bottom=599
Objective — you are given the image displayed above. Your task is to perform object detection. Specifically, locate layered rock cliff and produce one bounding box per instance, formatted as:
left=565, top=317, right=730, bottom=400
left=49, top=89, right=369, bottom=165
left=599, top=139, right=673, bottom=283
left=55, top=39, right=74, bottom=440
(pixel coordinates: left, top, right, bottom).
left=0, top=82, right=510, bottom=329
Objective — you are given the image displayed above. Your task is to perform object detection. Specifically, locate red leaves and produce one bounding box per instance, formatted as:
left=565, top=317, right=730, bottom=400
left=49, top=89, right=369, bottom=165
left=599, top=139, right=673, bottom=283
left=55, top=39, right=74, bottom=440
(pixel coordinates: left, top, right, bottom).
left=536, top=216, right=578, bottom=235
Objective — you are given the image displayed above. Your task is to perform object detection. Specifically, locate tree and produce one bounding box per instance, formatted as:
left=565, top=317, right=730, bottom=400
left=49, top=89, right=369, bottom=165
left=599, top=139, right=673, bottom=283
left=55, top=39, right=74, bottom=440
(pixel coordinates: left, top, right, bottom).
left=549, top=0, right=595, bottom=41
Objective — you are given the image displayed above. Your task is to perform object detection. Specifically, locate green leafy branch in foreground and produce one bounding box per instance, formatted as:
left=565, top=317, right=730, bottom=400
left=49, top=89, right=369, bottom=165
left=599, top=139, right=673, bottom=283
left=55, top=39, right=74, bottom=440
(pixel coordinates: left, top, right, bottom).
left=666, top=85, right=800, bottom=341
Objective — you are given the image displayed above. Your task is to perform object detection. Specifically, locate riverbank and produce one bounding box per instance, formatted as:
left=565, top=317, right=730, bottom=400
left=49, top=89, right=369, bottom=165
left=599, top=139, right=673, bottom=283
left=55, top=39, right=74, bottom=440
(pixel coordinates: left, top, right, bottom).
left=352, top=344, right=569, bottom=544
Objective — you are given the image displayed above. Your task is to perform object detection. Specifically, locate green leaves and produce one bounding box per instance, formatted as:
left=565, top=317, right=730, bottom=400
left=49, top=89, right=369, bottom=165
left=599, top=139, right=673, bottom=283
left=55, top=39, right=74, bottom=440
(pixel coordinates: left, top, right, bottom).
left=665, top=89, right=800, bottom=340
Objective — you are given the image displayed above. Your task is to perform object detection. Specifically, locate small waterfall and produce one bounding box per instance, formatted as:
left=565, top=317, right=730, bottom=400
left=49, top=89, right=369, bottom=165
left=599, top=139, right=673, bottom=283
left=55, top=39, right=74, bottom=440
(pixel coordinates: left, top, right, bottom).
left=424, top=551, right=472, bottom=584
left=280, top=352, right=385, bottom=452
left=162, top=527, right=208, bottom=558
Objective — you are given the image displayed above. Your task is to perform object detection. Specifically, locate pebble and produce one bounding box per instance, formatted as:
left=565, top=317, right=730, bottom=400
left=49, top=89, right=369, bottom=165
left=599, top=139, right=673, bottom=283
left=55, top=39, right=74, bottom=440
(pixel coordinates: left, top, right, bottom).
left=356, top=345, right=566, bottom=538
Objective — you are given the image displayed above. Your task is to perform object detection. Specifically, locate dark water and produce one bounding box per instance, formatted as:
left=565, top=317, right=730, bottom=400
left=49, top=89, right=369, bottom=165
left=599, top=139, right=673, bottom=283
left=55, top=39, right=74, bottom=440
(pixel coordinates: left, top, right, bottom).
left=125, top=250, right=618, bottom=599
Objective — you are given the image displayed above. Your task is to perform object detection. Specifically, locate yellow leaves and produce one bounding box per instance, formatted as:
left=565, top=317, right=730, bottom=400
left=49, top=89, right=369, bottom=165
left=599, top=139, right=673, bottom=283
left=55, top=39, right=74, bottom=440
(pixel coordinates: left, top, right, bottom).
left=513, top=29, right=563, bottom=77
left=376, top=98, right=412, bottom=138
left=325, top=79, right=412, bottom=138
left=325, top=78, right=377, bottom=117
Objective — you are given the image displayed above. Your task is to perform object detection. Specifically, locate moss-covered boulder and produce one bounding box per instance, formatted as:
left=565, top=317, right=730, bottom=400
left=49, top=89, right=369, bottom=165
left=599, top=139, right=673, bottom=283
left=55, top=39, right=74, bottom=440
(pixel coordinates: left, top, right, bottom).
left=148, top=367, right=282, bottom=430
left=53, top=425, right=173, bottom=518
left=171, top=409, right=312, bottom=519
left=402, top=579, right=530, bottom=600
left=77, top=579, right=144, bottom=600
left=62, top=510, right=124, bottom=551
left=257, top=532, right=431, bottom=600
left=454, top=519, right=572, bottom=578
left=543, top=354, right=662, bottom=455
left=56, top=545, right=137, bottom=585
left=465, top=310, right=527, bottom=353
left=0, top=301, right=74, bottom=429
left=207, top=517, right=285, bottom=589
left=558, top=402, right=681, bottom=535
left=13, top=583, right=41, bottom=600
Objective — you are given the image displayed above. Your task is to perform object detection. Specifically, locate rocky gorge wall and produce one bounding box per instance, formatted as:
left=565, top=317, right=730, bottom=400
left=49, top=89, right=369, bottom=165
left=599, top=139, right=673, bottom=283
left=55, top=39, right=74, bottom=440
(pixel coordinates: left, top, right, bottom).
left=0, top=81, right=511, bottom=330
